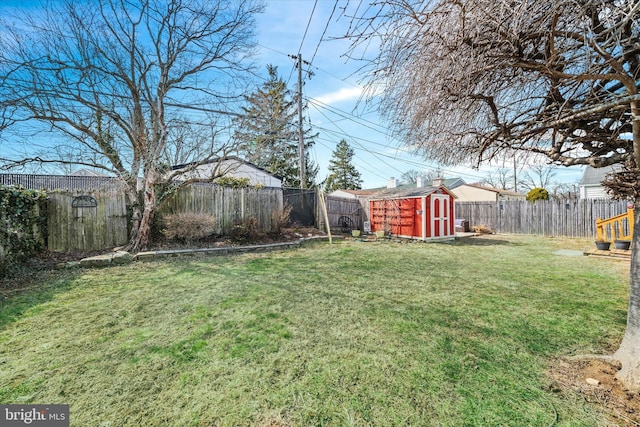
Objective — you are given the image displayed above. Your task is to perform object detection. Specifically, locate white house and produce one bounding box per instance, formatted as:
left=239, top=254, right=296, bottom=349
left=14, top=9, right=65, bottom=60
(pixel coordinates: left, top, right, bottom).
left=170, top=156, right=282, bottom=188
left=579, top=165, right=619, bottom=199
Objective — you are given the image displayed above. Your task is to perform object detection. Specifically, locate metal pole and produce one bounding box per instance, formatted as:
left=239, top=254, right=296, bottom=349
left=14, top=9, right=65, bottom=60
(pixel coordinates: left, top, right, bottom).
left=297, top=53, right=306, bottom=188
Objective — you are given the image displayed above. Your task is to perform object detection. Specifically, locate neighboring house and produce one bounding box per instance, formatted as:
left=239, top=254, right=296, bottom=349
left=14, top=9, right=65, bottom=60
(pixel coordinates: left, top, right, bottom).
left=451, top=183, right=525, bottom=202
left=579, top=165, right=619, bottom=199
left=368, top=178, right=457, bottom=240
left=170, top=156, right=282, bottom=188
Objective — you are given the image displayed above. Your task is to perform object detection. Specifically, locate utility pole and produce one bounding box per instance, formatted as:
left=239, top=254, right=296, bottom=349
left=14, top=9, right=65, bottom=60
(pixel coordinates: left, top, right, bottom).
left=297, top=53, right=306, bottom=188
left=513, top=155, right=518, bottom=192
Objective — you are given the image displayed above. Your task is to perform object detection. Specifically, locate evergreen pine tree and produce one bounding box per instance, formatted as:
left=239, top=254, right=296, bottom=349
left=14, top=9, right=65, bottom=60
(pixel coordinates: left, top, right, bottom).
left=325, top=139, right=362, bottom=191
left=234, top=65, right=317, bottom=187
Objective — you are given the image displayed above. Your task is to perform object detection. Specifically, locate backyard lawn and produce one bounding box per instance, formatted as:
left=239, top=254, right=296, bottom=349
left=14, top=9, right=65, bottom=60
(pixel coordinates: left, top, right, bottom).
left=0, top=235, right=630, bottom=426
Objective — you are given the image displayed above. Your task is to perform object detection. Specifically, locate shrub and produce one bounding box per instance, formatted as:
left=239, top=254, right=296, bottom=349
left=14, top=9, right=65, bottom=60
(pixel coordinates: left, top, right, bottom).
left=0, top=185, right=47, bottom=277
left=229, top=216, right=261, bottom=243
left=470, top=224, right=494, bottom=234
left=270, top=204, right=292, bottom=236
left=161, top=212, right=216, bottom=243
left=526, top=187, right=549, bottom=202
left=215, top=176, right=251, bottom=188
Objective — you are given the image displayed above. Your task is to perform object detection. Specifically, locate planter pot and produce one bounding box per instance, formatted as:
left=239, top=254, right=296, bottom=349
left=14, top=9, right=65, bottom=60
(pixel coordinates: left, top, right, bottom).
left=595, top=241, right=611, bottom=251
left=614, top=240, right=631, bottom=250
left=351, top=230, right=361, bottom=237
left=375, top=230, right=385, bottom=238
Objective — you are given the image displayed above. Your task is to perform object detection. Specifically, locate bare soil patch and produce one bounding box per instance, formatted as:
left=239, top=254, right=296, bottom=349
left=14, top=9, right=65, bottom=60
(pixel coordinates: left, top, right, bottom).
left=549, top=357, right=640, bottom=426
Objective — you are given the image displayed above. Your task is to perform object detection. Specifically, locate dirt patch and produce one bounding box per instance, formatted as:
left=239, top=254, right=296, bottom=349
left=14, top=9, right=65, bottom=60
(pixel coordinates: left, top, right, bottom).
left=549, top=357, right=640, bottom=425
left=146, top=227, right=325, bottom=252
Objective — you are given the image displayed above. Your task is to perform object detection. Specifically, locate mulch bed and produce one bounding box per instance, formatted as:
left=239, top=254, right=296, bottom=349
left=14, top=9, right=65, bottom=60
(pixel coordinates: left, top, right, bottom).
left=549, top=356, right=640, bottom=426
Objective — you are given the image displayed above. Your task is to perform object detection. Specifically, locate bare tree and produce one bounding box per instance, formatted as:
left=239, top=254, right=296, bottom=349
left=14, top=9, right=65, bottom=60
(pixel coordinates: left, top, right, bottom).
left=482, top=167, right=515, bottom=191
left=0, top=0, right=263, bottom=251
left=400, top=169, right=421, bottom=185
left=400, top=168, right=439, bottom=185
left=522, top=164, right=558, bottom=192
left=550, top=182, right=579, bottom=200
left=344, top=0, right=640, bottom=388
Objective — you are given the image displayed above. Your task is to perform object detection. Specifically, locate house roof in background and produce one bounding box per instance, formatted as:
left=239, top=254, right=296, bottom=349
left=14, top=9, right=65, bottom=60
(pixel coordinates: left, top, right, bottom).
left=170, top=156, right=282, bottom=180
left=579, top=165, right=620, bottom=186
left=462, top=183, right=523, bottom=197
left=441, top=177, right=466, bottom=189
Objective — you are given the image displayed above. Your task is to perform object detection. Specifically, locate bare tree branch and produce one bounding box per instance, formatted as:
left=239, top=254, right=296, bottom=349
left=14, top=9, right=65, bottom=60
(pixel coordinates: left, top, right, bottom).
left=0, top=0, right=264, bottom=251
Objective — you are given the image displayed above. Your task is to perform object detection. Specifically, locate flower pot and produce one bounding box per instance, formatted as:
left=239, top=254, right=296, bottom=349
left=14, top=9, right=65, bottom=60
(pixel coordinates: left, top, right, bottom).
left=375, top=230, right=385, bottom=238
left=351, top=230, right=361, bottom=237
left=595, top=241, right=611, bottom=251
left=614, top=239, right=631, bottom=250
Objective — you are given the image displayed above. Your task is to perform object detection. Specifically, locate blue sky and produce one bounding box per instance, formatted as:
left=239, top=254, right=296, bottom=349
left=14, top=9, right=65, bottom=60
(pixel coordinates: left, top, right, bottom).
left=253, top=0, right=585, bottom=189
left=0, top=0, right=585, bottom=189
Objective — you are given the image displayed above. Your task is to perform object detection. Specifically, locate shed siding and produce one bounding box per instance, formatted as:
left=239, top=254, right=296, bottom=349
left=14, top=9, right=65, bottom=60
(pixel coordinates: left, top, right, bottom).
left=369, top=189, right=454, bottom=240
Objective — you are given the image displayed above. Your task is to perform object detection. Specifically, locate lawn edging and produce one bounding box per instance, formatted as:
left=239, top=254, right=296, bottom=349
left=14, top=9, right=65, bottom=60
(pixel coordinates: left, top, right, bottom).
left=78, top=236, right=336, bottom=268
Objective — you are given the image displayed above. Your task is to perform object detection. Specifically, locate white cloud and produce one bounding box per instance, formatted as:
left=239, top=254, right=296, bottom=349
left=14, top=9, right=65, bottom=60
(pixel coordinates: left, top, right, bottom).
left=313, top=87, right=364, bottom=105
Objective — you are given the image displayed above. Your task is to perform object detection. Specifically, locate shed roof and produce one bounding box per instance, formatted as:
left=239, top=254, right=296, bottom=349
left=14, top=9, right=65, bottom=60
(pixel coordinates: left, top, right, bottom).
left=369, top=185, right=455, bottom=200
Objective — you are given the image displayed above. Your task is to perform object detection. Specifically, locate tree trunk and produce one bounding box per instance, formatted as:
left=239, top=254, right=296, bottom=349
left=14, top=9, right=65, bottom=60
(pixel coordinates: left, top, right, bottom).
left=126, top=174, right=156, bottom=253
left=614, top=202, right=640, bottom=390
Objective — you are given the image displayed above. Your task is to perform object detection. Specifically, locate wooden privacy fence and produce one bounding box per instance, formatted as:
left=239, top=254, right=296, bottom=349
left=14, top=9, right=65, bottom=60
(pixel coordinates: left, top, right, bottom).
left=455, top=199, right=630, bottom=238
left=160, top=184, right=283, bottom=234
left=47, top=185, right=284, bottom=252
left=317, top=195, right=365, bottom=232
left=47, top=191, right=129, bottom=252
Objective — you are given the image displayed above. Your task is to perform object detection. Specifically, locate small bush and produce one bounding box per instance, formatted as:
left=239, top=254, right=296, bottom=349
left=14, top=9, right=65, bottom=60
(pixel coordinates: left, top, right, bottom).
left=229, top=217, right=261, bottom=243
left=162, top=212, right=216, bottom=243
left=470, top=224, right=494, bottom=234
left=215, top=176, right=251, bottom=188
left=526, top=187, right=549, bottom=202
left=270, top=204, right=292, bottom=236
left=0, top=185, right=47, bottom=277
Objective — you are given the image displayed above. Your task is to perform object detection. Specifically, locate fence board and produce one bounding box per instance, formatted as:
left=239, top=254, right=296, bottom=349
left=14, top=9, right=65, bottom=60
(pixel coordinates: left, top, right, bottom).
left=455, top=199, right=629, bottom=238
left=1, top=173, right=124, bottom=191
left=317, top=195, right=365, bottom=231
left=47, top=191, right=129, bottom=252
left=159, top=185, right=283, bottom=235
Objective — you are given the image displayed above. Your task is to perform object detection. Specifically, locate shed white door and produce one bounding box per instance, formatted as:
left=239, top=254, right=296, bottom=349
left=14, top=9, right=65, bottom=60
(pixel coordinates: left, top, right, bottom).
left=431, top=194, right=451, bottom=237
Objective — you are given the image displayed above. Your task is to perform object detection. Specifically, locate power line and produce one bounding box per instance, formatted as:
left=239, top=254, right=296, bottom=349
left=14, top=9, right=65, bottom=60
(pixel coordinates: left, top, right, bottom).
left=308, top=97, right=391, bottom=140
left=315, top=135, right=389, bottom=181
left=310, top=101, right=407, bottom=177
left=298, top=0, right=318, bottom=55
left=310, top=0, right=339, bottom=66
left=285, top=0, right=318, bottom=86
left=308, top=102, right=488, bottom=182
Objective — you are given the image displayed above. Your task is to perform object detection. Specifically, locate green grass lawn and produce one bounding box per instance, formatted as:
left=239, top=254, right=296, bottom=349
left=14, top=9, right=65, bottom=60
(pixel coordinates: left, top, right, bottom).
left=0, top=235, right=630, bottom=426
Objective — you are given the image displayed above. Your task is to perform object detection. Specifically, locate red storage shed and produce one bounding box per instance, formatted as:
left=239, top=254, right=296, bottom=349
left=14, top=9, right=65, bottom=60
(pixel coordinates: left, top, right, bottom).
left=369, top=185, right=456, bottom=240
